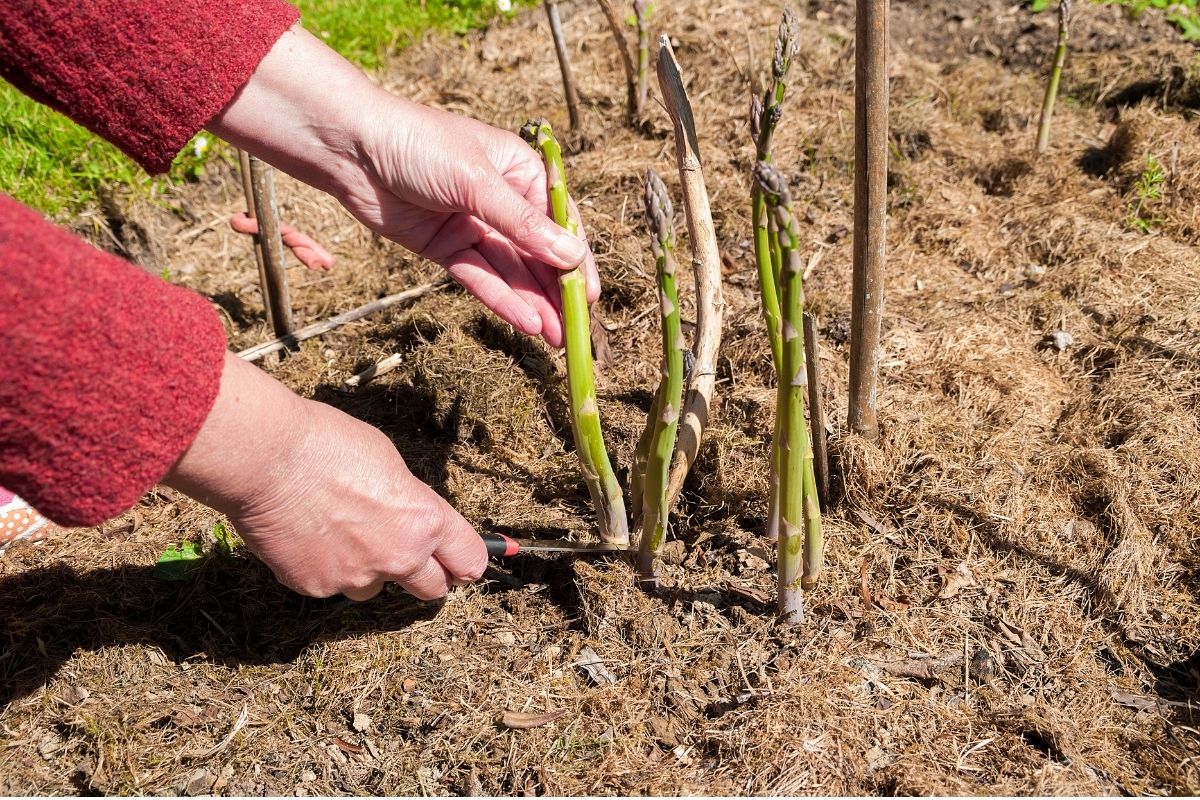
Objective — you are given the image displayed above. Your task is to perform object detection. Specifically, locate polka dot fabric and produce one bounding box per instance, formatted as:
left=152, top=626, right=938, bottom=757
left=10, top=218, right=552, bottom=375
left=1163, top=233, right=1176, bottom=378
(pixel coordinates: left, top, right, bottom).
left=0, top=492, right=56, bottom=551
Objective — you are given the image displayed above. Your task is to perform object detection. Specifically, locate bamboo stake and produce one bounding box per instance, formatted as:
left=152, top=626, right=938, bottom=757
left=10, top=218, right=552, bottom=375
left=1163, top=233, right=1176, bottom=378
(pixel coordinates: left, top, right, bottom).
left=596, top=0, right=639, bottom=124
left=237, top=149, right=273, bottom=331
left=848, top=0, right=888, bottom=442
left=1036, top=0, right=1071, bottom=154
left=245, top=154, right=295, bottom=341
left=656, top=36, right=725, bottom=509
left=635, top=169, right=686, bottom=586
left=803, top=312, right=830, bottom=509
left=521, top=120, right=630, bottom=546
left=237, top=281, right=446, bottom=362
left=544, top=0, right=583, bottom=130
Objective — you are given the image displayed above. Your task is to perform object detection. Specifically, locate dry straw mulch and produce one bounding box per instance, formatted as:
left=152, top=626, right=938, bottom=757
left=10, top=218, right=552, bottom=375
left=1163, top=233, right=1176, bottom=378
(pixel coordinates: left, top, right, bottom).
left=2, top=0, right=1199, bottom=794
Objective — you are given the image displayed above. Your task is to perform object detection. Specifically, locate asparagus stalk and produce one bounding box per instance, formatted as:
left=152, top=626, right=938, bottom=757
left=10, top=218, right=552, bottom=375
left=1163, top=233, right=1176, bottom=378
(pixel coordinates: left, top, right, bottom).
left=629, top=382, right=663, bottom=517
left=751, top=9, right=798, bottom=550
left=633, top=0, right=650, bottom=119
left=754, top=162, right=823, bottom=621
left=1036, top=0, right=1071, bottom=154
left=635, top=169, right=686, bottom=585
left=521, top=119, right=630, bottom=546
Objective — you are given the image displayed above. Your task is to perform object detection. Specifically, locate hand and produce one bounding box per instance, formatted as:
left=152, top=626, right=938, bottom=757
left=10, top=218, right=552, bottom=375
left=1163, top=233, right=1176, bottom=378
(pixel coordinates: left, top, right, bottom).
left=208, top=24, right=599, bottom=348
left=164, top=354, right=487, bottom=600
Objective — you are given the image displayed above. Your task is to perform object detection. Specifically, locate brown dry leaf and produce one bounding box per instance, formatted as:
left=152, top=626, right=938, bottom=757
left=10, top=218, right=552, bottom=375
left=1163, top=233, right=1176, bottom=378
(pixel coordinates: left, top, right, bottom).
left=590, top=313, right=613, bottom=365
left=858, top=557, right=874, bottom=611
left=938, top=561, right=977, bottom=599
left=498, top=709, right=568, bottom=729
left=333, top=737, right=364, bottom=754
left=873, top=594, right=911, bottom=613
left=574, top=646, right=618, bottom=686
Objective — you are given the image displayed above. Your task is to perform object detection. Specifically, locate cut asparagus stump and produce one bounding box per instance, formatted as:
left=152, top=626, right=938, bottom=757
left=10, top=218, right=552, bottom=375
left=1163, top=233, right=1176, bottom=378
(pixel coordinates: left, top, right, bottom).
left=635, top=169, right=686, bottom=586
left=754, top=162, right=823, bottom=623
left=520, top=119, right=630, bottom=546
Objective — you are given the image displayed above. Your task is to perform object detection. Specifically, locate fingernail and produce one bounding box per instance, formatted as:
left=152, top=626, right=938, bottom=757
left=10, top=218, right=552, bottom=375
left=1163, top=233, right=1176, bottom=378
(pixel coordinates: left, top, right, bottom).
left=551, top=233, right=586, bottom=266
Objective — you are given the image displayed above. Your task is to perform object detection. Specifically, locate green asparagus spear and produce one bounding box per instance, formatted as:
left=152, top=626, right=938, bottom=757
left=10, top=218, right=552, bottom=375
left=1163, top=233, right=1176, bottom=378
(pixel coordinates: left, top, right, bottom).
left=1036, top=0, right=1071, bottom=154
left=754, top=162, right=823, bottom=621
left=521, top=119, right=630, bottom=546
left=635, top=169, right=686, bottom=584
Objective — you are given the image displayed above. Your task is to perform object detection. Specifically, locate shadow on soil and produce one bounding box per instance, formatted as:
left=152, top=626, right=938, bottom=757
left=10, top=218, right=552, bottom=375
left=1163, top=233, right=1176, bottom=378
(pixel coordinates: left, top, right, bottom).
left=0, top=545, right=609, bottom=709
left=0, top=556, right=443, bottom=707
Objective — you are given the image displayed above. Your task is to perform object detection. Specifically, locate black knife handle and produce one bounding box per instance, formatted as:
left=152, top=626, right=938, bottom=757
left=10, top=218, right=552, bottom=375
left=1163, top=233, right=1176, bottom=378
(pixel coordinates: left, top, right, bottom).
left=481, top=532, right=520, bottom=558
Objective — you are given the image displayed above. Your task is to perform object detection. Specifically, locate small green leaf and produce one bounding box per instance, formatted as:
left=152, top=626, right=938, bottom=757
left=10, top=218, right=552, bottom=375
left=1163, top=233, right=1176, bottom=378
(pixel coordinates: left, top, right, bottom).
left=211, top=521, right=241, bottom=558
left=153, top=540, right=205, bottom=581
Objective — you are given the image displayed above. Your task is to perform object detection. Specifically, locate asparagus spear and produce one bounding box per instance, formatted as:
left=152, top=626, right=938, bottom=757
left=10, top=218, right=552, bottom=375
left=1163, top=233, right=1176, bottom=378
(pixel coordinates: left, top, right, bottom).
left=635, top=169, right=686, bottom=585
left=521, top=119, right=630, bottom=546
left=633, top=0, right=650, bottom=119
left=1036, top=0, right=1071, bottom=154
left=751, top=9, right=799, bottom=553
left=752, top=7, right=798, bottom=370
left=754, top=162, right=823, bottom=621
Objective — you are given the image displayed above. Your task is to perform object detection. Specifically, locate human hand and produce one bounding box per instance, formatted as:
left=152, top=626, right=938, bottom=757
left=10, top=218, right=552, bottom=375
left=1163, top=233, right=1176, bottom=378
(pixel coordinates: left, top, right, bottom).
left=208, top=24, right=599, bottom=348
left=164, top=354, right=486, bottom=600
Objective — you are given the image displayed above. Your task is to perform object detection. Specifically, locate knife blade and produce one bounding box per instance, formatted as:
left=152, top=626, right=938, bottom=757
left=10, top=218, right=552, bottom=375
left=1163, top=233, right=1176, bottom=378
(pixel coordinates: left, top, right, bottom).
left=481, top=532, right=628, bottom=558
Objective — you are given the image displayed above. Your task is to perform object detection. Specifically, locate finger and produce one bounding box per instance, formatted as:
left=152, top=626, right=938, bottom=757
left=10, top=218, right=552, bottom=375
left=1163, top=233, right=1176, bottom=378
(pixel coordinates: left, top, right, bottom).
left=343, top=580, right=386, bottom=602
left=444, top=248, right=543, bottom=338
left=476, top=234, right=564, bottom=348
left=396, top=557, right=455, bottom=601
left=466, top=171, right=588, bottom=271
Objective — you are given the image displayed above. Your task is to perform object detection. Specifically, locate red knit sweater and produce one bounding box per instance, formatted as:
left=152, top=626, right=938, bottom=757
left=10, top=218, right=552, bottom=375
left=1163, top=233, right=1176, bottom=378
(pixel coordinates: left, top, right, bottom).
left=0, top=0, right=299, bottom=526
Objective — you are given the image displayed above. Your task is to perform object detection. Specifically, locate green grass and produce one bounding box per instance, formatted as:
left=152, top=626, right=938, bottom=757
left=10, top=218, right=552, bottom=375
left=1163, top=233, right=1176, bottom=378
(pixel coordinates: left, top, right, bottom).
left=1031, top=0, right=1200, bottom=41
left=0, top=0, right=525, bottom=217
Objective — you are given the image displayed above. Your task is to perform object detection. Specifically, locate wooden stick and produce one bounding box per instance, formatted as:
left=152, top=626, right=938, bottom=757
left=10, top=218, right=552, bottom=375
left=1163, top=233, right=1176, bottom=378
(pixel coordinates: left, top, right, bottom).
left=344, top=353, right=404, bottom=388
left=848, top=0, right=888, bottom=441
left=596, top=0, right=638, bottom=124
left=544, top=0, right=582, bottom=130
left=656, top=36, right=725, bottom=508
left=237, top=149, right=273, bottom=330
left=803, top=313, right=830, bottom=509
left=246, top=154, right=295, bottom=341
left=237, top=280, right=446, bottom=362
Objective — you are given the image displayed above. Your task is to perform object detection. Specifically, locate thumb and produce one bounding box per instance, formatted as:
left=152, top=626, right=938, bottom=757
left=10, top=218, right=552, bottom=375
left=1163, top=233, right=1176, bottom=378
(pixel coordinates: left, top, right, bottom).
left=429, top=496, right=488, bottom=583
left=469, top=172, right=588, bottom=271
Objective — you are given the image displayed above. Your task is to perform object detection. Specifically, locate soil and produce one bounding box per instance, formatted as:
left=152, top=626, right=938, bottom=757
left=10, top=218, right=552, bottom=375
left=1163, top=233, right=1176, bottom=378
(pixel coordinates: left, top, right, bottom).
left=3, top=0, right=1200, bottom=794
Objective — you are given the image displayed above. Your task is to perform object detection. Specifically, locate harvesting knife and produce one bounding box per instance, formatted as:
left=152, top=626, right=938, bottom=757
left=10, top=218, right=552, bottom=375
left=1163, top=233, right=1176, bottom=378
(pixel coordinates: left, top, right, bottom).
left=481, top=532, right=628, bottom=559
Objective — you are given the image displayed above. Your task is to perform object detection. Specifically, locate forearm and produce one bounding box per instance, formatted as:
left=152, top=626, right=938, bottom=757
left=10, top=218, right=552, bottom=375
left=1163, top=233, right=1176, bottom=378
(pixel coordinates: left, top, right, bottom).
left=0, top=195, right=226, bottom=525
left=161, top=353, right=312, bottom=519
left=0, top=0, right=299, bottom=173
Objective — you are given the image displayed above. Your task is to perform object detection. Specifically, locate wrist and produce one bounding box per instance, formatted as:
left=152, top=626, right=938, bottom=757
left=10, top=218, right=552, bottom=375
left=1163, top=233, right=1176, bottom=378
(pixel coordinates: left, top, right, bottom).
left=163, top=353, right=317, bottom=519
left=206, top=23, right=387, bottom=198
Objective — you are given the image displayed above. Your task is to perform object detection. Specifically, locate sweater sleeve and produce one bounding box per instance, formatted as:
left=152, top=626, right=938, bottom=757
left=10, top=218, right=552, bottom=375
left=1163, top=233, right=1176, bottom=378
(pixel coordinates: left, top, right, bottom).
left=0, top=0, right=300, bottom=174
left=0, top=195, right=227, bottom=526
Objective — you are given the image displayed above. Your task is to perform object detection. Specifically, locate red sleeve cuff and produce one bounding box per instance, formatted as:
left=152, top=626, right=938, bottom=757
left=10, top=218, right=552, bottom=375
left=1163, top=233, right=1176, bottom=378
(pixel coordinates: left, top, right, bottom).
left=0, top=0, right=300, bottom=174
left=0, top=194, right=227, bottom=525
